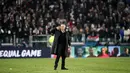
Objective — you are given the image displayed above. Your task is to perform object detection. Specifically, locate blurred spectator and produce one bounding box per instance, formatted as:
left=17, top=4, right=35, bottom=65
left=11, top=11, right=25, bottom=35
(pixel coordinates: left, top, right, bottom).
left=85, top=26, right=89, bottom=41
left=120, top=27, right=124, bottom=42
left=77, top=28, right=84, bottom=42
left=72, top=25, right=79, bottom=42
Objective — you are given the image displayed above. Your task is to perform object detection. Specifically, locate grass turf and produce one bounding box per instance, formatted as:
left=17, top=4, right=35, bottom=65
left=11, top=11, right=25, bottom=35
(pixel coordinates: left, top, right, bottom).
left=0, top=58, right=130, bottom=73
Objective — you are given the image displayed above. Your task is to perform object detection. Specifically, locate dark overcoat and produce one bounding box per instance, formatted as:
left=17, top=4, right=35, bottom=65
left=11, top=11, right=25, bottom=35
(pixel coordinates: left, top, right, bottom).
left=50, top=27, right=71, bottom=56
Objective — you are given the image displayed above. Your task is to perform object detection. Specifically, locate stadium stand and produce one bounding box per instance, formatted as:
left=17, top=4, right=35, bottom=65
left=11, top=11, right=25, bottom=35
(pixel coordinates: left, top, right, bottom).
left=0, top=0, right=130, bottom=46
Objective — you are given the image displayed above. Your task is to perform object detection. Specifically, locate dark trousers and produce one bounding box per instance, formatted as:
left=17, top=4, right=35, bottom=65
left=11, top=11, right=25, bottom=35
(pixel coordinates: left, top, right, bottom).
left=54, top=55, right=66, bottom=68
left=54, top=44, right=66, bottom=68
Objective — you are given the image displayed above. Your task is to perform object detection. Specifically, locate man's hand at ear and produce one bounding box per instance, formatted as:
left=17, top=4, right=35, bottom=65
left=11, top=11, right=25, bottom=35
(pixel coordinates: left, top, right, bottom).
left=56, top=26, right=60, bottom=30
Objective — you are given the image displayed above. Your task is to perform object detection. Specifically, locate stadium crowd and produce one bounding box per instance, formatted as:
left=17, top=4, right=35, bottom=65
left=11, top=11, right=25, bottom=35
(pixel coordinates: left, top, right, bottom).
left=0, top=0, right=130, bottom=43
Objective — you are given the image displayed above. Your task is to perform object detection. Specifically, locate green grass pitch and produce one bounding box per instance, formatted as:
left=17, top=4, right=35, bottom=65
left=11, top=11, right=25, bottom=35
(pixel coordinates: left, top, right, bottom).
left=0, top=58, right=130, bottom=73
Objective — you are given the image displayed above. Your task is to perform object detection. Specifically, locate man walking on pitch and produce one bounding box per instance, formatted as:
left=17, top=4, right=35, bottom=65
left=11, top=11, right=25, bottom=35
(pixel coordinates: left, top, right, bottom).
left=50, top=24, right=71, bottom=70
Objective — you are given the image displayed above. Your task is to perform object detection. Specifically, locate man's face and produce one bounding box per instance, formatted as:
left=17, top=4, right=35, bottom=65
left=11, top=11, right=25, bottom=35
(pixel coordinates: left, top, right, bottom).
left=60, top=24, right=65, bottom=31
left=125, top=48, right=129, bottom=54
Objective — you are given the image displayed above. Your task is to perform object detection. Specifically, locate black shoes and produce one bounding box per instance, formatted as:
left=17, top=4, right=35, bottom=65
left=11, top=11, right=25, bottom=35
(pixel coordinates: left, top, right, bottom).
left=54, top=67, right=57, bottom=70
left=61, top=67, right=68, bottom=70
left=54, top=65, right=57, bottom=70
left=54, top=67, right=68, bottom=70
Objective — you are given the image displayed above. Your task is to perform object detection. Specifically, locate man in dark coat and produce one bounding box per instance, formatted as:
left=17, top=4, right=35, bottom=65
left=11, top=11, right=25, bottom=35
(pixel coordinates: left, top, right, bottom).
left=50, top=24, right=71, bottom=70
